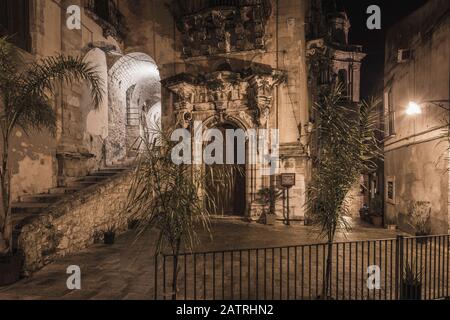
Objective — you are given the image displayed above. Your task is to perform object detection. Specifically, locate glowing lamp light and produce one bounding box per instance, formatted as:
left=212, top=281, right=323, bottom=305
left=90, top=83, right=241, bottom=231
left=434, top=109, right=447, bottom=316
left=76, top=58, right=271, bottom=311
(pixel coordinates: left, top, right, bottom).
left=406, top=101, right=422, bottom=115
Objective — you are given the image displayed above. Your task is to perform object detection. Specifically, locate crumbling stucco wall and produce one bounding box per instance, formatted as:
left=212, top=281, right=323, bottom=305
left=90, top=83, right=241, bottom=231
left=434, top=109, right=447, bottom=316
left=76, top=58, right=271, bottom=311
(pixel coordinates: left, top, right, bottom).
left=7, top=0, right=123, bottom=200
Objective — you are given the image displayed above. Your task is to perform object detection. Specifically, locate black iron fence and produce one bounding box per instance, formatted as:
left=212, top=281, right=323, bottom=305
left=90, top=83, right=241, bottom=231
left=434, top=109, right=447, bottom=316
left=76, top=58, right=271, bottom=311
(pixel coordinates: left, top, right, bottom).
left=153, top=235, right=450, bottom=300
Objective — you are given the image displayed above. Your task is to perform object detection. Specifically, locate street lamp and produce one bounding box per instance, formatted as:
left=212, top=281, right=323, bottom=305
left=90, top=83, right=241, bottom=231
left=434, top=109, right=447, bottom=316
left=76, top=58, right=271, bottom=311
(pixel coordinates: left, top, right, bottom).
left=406, top=100, right=450, bottom=115
left=406, top=101, right=422, bottom=115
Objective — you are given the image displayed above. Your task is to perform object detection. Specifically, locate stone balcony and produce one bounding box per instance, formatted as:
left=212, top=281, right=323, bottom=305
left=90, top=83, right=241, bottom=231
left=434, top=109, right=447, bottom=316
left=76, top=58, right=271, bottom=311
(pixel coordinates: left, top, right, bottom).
left=168, top=0, right=272, bottom=58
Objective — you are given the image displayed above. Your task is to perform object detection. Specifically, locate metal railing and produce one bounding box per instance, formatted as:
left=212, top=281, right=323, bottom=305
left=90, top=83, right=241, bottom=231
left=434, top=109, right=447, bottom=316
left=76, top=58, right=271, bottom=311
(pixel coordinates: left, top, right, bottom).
left=153, top=235, right=450, bottom=300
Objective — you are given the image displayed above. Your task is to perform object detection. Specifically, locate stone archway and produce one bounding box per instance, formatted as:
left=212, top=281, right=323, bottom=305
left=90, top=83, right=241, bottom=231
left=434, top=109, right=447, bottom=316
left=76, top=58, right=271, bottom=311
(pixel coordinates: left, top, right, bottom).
left=107, top=52, right=161, bottom=164
left=162, top=63, right=286, bottom=219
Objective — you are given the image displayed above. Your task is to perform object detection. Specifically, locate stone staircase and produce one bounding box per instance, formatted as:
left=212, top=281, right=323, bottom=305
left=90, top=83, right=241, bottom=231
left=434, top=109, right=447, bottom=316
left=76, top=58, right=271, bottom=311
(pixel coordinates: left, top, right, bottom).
left=11, top=164, right=132, bottom=251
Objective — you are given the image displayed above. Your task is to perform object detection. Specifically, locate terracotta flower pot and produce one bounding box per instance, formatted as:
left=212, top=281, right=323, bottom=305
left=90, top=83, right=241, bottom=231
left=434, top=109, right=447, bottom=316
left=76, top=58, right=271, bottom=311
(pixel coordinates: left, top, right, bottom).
left=0, top=253, right=23, bottom=286
left=371, top=216, right=383, bottom=227
left=265, top=214, right=277, bottom=226
left=401, top=281, right=422, bottom=300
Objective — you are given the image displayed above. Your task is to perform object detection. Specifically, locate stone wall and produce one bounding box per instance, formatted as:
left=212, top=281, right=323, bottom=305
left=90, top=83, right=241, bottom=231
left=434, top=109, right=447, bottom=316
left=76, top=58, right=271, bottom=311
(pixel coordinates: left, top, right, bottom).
left=384, top=0, right=450, bottom=234
left=18, top=169, right=134, bottom=275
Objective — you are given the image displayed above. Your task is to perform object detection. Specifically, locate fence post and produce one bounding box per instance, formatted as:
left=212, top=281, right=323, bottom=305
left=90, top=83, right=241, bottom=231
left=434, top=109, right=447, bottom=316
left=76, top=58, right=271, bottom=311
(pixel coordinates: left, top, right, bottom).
left=396, top=235, right=404, bottom=300
left=154, top=254, right=158, bottom=300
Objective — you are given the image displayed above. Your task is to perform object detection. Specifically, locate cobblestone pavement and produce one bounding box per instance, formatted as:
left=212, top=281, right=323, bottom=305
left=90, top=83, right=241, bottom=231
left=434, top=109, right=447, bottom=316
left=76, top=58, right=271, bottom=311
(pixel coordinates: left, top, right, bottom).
left=0, top=218, right=405, bottom=300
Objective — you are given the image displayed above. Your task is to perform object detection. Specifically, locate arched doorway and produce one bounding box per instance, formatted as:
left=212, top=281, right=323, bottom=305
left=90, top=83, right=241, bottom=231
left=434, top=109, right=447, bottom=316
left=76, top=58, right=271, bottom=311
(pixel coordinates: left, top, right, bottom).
left=205, top=123, right=246, bottom=216
left=107, top=52, right=161, bottom=164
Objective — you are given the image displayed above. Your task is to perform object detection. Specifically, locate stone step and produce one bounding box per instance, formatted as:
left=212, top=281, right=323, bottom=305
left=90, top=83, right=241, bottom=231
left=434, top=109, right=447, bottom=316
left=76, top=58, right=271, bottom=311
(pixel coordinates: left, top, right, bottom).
left=90, top=170, right=124, bottom=177
left=66, top=180, right=98, bottom=188
left=49, top=187, right=82, bottom=194
left=99, top=167, right=128, bottom=172
left=76, top=175, right=109, bottom=183
left=11, top=202, right=50, bottom=215
left=20, top=193, right=64, bottom=204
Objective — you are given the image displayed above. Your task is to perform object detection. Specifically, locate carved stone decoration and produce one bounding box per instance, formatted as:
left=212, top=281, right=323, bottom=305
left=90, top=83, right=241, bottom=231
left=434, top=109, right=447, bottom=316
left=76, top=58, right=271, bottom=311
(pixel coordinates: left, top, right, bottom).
left=306, top=39, right=327, bottom=57
left=247, top=72, right=285, bottom=126
left=169, top=0, right=272, bottom=58
left=162, top=66, right=285, bottom=129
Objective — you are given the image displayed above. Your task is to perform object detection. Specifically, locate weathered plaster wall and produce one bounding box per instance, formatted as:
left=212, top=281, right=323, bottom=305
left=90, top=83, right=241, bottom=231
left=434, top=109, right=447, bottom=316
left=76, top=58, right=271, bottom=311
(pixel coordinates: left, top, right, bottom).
left=8, top=0, right=123, bottom=199
left=384, top=0, right=450, bottom=233
left=10, top=129, right=57, bottom=201
left=18, top=170, right=133, bottom=274
left=385, top=141, right=448, bottom=234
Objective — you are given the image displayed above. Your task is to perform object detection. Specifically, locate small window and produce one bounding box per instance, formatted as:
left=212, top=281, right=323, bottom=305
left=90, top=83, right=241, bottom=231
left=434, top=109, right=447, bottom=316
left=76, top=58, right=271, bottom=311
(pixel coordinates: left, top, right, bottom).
left=386, top=176, right=396, bottom=205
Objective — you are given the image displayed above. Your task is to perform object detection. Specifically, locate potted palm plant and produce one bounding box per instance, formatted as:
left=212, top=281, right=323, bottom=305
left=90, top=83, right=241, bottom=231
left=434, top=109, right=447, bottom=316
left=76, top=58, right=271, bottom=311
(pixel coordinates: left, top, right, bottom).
left=306, top=83, right=382, bottom=299
left=126, top=125, right=241, bottom=300
left=407, top=201, right=431, bottom=243
left=0, top=37, right=103, bottom=286
left=257, top=186, right=282, bottom=225
left=369, top=196, right=383, bottom=227
left=407, top=201, right=432, bottom=244
left=401, top=262, right=422, bottom=300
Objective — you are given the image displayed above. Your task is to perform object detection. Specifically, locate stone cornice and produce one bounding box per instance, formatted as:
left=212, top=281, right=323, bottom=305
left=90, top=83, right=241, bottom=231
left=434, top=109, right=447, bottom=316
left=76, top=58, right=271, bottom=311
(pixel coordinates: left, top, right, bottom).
left=162, top=67, right=286, bottom=127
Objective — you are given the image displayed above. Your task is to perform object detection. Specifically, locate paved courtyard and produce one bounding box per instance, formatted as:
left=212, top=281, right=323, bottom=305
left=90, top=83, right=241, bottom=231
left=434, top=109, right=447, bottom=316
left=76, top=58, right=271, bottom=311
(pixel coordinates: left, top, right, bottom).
left=0, top=218, right=405, bottom=300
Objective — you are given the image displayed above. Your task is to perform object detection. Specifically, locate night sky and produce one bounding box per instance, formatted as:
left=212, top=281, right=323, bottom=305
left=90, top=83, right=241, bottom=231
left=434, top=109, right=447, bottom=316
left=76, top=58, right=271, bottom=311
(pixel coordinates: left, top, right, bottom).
left=338, top=0, right=429, bottom=99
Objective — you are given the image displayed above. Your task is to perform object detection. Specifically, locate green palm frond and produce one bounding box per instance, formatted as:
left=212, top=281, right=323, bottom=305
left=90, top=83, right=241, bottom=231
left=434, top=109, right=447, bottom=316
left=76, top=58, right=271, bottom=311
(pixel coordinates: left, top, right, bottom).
left=0, top=37, right=104, bottom=254
left=15, top=94, right=56, bottom=136
left=0, top=36, right=24, bottom=82
left=127, top=125, right=242, bottom=256
left=307, top=82, right=382, bottom=241
left=21, top=54, right=104, bottom=109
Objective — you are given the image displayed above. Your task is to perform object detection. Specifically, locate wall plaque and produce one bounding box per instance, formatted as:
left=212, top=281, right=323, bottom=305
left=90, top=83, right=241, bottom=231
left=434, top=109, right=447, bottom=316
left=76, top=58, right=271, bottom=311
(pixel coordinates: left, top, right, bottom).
left=280, top=173, right=296, bottom=188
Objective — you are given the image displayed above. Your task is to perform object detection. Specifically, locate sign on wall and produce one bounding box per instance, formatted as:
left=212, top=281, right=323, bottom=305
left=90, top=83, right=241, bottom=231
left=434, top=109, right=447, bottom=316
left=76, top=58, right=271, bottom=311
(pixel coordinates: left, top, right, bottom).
left=280, top=173, right=296, bottom=188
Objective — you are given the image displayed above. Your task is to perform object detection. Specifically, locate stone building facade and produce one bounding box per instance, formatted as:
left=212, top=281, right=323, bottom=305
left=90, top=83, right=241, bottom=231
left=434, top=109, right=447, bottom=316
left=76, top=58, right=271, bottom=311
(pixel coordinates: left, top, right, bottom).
left=384, top=0, right=450, bottom=233
left=1, top=0, right=366, bottom=264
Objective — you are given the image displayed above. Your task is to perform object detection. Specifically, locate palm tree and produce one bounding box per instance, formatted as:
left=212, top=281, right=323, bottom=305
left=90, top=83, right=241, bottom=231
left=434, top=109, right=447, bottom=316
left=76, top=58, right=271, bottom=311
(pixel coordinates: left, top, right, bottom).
left=127, top=125, right=241, bottom=300
left=0, top=36, right=103, bottom=255
left=306, top=83, right=382, bottom=299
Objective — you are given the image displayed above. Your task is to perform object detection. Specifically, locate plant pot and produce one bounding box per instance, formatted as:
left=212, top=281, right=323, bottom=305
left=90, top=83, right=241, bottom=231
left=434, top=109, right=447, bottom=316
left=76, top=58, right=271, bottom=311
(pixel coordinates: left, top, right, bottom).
left=400, top=281, right=422, bottom=300
left=104, top=232, right=115, bottom=245
left=265, top=214, right=277, bottom=226
left=371, top=216, right=383, bottom=227
left=0, top=253, right=23, bottom=286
